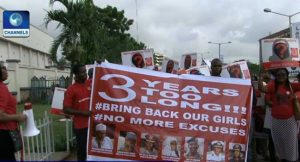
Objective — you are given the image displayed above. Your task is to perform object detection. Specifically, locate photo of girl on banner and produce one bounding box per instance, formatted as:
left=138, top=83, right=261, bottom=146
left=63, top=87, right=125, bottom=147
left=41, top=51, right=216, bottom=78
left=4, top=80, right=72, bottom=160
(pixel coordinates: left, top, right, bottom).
left=121, top=49, right=154, bottom=70
left=227, top=64, right=243, bottom=78
left=161, top=57, right=179, bottom=74
left=228, top=143, right=245, bottom=162
left=261, top=38, right=300, bottom=69
left=162, top=136, right=181, bottom=160
left=180, top=53, right=197, bottom=70
left=269, top=39, right=291, bottom=61
left=139, top=133, right=160, bottom=158
left=220, top=61, right=251, bottom=79
left=117, top=131, right=137, bottom=155
left=184, top=137, right=204, bottom=161
left=132, top=53, right=145, bottom=68
left=91, top=123, right=114, bottom=151
left=206, top=140, right=225, bottom=162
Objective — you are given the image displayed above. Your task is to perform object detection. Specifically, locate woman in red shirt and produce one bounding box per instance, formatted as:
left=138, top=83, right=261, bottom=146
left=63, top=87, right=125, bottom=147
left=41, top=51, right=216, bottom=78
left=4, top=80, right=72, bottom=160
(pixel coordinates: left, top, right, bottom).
left=259, top=68, right=300, bottom=162
left=0, top=64, right=26, bottom=161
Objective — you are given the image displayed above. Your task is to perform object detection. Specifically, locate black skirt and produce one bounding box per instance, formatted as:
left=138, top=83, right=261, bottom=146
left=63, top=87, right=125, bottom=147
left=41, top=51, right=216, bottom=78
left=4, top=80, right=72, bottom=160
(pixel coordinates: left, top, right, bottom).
left=0, top=130, right=16, bottom=161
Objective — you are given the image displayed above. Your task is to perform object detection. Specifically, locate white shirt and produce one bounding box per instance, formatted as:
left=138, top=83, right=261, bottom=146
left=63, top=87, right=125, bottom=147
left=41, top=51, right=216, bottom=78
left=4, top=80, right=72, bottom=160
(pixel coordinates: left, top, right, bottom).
left=92, top=136, right=113, bottom=149
left=206, top=151, right=225, bottom=161
left=162, top=147, right=180, bottom=157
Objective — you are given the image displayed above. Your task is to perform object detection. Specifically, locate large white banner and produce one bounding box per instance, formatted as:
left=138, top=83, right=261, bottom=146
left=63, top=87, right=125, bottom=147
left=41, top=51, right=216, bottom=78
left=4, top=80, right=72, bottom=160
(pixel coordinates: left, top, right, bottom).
left=87, top=62, right=252, bottom=161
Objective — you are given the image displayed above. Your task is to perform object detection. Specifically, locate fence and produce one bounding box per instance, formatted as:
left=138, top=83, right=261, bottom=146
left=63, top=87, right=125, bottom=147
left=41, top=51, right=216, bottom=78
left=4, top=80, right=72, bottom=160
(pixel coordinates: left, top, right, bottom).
left=16, top=111, right=75, bottom=161
left=30, top=76, right=70, bottom=103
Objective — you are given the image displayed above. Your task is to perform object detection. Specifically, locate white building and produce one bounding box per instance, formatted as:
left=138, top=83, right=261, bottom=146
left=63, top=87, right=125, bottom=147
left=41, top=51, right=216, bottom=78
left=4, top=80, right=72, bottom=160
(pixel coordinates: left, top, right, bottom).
left=0, top=7, right=69, bottom=102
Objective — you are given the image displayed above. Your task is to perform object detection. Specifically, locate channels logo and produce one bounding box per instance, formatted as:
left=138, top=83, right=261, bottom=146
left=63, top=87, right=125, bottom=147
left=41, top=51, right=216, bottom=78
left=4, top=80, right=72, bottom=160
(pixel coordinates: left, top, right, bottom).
left=3, top=10, right=30, bottom=37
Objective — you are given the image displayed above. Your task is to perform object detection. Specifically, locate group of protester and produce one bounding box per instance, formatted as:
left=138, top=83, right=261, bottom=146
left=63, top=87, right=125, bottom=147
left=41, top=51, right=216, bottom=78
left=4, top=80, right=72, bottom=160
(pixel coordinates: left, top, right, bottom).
left=1, top=56, right=300, bottom=162
left=253, top=68, right=300, bottom=162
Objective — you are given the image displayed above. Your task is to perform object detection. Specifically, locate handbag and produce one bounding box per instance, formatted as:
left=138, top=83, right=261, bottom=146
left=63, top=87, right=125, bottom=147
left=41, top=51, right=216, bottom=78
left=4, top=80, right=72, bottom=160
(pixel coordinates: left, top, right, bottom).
left=9, top=129, right=23, bottom=152
left=289, top=84, right=300, bottom=120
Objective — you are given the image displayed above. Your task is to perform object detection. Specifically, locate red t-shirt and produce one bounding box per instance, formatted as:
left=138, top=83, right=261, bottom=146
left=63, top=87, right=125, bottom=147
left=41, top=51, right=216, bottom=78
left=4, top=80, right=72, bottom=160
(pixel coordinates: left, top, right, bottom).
left=63, top=81, right=91, bottom=129
left=267, top=81, right=300, bottom=119
left=0, top=81, right=17, bottom=130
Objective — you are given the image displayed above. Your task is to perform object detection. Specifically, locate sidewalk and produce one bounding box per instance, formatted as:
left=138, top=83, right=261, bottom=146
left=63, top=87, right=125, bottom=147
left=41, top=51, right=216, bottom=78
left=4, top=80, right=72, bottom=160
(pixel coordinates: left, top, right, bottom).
left=63, top=150, right=76, bottom=161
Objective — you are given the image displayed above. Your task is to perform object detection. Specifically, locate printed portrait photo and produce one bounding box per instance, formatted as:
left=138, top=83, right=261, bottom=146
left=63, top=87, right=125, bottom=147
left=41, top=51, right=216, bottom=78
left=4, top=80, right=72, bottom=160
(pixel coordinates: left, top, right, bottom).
left=117, top=131, right=137, bottom=153
left=91, top=123, right=114, bottom=150
left=131, top=52, right=145, bottom=68
left=228, top=143, right=245, bottom=162
left=162, top=136, right=181, bottom=158
left=227, top=64, right=243, bottom=78
left=139, top=133, right=160, bottom=156
left=184, top=137, right=204, bottom=160
left=206, top=140, right=225, bottom=162
left=269, top=39, right=291, bottom=61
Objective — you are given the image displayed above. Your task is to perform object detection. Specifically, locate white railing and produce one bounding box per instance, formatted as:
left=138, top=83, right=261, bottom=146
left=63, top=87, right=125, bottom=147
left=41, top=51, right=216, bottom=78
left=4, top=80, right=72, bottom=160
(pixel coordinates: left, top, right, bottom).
left=15, top=111, right=75, bottom=161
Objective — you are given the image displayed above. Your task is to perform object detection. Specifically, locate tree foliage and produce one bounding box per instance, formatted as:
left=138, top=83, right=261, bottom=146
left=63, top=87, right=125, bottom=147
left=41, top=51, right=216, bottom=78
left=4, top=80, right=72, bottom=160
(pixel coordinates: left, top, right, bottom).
left=247, top=61, right=260, bottom=76
left=45, top=0, right=145, bottom=65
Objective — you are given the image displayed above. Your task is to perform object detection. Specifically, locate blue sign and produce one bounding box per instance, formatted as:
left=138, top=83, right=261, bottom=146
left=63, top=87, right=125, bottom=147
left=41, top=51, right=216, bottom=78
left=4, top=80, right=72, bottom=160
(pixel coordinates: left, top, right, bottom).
left=3, top=10, right=30, bottom=37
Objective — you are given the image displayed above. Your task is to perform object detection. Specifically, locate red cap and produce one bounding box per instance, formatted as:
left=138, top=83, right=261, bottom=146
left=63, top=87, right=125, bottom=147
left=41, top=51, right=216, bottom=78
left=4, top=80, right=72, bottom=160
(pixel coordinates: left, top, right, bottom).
left=24, top=102, right=32, bottom=110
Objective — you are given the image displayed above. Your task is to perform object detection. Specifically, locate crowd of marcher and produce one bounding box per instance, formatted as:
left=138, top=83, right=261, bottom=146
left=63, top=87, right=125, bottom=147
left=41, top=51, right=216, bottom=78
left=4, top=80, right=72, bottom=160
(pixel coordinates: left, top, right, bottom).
left=2, top=56, right=300, bottom=162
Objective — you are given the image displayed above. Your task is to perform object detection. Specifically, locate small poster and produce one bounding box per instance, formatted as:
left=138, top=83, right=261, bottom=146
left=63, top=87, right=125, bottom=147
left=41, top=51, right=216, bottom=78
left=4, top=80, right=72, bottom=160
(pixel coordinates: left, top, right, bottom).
left=220, top=61, right=251, bottom=79
left=261, top=38, right=300, bottom=69
left=161, top=57, right=179, bottom=74
left=51, top=87, right=66, bottom=115
left=202, top=59, right=211, bottom=68
left=180, top=53, right=197, bottom=70
left=121, top=49, right=154, bottom=70
left=186, top=65, right=211, bottom=76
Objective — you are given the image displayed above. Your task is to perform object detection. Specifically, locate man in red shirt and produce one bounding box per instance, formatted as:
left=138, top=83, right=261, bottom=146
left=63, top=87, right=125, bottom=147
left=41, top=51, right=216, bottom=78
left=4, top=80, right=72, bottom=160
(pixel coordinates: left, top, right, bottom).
left=63, top=64, right=92, bottom=161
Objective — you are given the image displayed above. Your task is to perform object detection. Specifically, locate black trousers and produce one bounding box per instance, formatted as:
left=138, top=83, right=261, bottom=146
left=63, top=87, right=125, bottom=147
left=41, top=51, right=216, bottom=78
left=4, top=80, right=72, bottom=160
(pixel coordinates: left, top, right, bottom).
left=74, top=128, right=88, bottom=161
left=0, top=130, right=16, bottom=161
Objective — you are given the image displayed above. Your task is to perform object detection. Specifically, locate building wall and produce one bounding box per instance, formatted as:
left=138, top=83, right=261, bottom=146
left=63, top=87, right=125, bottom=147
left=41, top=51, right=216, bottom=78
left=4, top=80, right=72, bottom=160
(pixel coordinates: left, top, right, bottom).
left=6, top=60, right=70, bottom=102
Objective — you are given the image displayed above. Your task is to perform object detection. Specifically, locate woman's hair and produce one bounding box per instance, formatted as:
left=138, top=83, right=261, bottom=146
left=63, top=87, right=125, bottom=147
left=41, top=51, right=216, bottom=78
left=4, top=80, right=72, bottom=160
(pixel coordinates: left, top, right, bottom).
left=274, top=68, right=290, bottom=92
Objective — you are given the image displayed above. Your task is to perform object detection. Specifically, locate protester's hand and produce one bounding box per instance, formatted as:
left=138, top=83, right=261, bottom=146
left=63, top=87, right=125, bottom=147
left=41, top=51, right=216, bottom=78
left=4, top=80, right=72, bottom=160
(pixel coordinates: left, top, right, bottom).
left=0, top=109, right=5, bottom=119
left=257, top=71, right=265, bottom=92
left=293, top=93, right=298, bottom=100
left=17, top=113, right=27, bottom=122
left=90, top=110, right=95, bottom=116
left=82, top=110, right=93, bottom=116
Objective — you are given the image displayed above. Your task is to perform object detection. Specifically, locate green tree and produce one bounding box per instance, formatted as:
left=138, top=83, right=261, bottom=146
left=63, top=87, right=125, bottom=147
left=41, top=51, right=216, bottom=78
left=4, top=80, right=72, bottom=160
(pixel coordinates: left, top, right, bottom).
left=247, top=61, right=260, bottom=77
left=45, top=0, right=88, bottom=84
left=45, top=0, right=145, bottom=83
